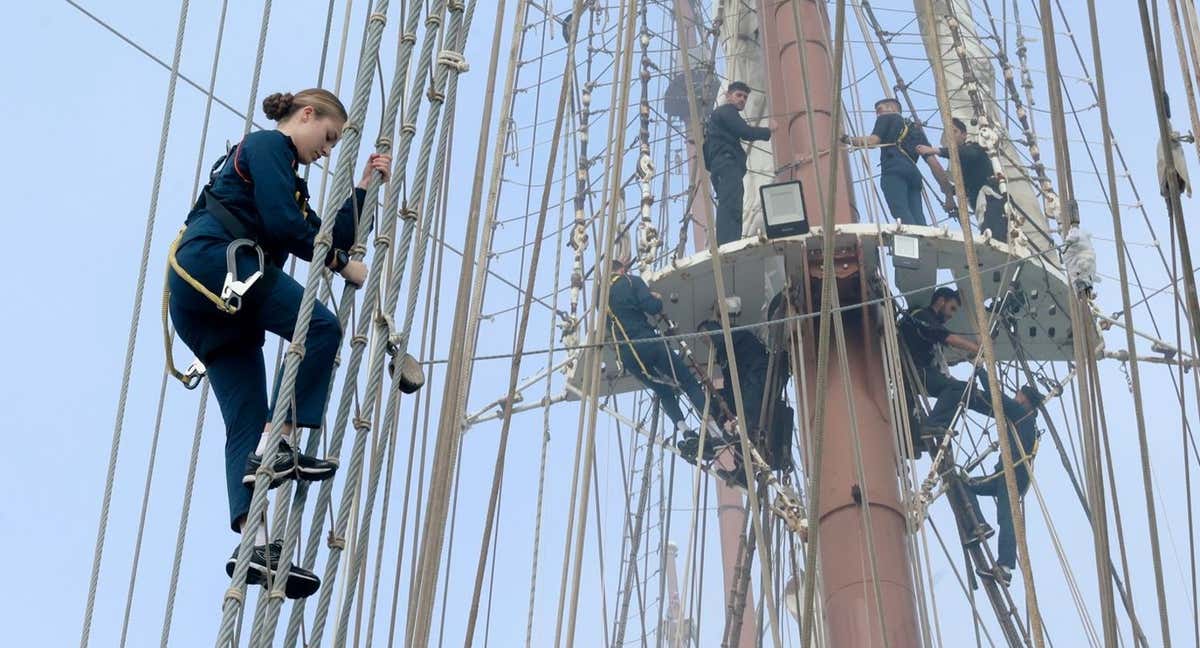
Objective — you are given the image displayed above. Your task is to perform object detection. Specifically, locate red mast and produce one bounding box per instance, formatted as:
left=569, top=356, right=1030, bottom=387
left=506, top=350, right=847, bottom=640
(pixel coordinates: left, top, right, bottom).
left=757, top=0, right=920, bottom=644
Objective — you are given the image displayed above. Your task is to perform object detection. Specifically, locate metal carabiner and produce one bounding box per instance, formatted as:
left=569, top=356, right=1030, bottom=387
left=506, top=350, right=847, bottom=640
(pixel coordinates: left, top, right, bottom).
left=220, top=238, right=265, bottom=313
left=181, top=359, right=206, bottom=390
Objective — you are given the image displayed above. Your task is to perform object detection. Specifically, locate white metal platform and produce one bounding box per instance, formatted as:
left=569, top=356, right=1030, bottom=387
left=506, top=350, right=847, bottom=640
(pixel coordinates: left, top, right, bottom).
left=570, top=224, right=1077, bottom=399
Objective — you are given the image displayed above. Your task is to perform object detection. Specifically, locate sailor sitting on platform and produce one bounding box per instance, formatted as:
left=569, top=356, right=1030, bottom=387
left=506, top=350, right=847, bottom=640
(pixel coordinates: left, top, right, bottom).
left=607, top=237, right=716, bottom=447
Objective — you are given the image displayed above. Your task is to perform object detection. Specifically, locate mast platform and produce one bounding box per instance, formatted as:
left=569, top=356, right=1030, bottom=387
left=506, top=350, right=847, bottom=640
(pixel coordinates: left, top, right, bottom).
left=571, top=224, right=1077, bottom=399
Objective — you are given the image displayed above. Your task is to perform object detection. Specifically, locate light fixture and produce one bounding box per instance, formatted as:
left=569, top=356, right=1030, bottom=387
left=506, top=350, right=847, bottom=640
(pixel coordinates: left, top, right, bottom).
left=759, top=180, right=809, bottom=238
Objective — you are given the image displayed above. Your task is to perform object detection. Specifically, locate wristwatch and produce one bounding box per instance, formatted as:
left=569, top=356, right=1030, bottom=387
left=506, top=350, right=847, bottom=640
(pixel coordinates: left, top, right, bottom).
left=330, top=249, right=350, bottom=272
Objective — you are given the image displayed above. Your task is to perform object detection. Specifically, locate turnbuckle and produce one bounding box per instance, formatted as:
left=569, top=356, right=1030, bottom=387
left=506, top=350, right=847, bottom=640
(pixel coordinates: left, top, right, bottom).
left=220, top=239, right=265, bottom=313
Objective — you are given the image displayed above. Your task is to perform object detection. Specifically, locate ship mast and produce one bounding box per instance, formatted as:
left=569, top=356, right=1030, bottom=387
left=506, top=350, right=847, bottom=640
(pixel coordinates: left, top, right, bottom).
left=757, top=0, right=921, bottom=645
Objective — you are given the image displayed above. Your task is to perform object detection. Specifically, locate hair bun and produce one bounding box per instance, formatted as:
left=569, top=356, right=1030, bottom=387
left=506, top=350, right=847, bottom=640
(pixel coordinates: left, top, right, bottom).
left=262, top=92, right=296, bottom=121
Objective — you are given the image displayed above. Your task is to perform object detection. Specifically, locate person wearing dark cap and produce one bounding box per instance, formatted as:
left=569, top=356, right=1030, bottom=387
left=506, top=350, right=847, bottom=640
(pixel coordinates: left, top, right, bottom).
left=844, top=98, right=952, bottom=226
left=702, top=81, right=772, bottom=244
left=966, top=379, right=1044, bottom=587
left=916, top=117, right=1009, bottom=242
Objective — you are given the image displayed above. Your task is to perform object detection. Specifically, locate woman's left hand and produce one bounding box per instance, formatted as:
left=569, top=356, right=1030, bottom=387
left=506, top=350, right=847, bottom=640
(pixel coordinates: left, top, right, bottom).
left=357, top=153, right=392, bottom=188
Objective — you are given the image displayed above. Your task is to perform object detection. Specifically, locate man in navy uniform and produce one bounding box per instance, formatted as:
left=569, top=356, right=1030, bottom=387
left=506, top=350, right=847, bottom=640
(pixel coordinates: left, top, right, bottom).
left=898, top=287, right=991, bottom=440
left=966, top=379, right=1043, bottom=587
left=703, top=81, right=772, bottom=244
left=845, top=98, right=952, bottom=226
left=917, top=117, right=1009, bottom=241
left=607, top=242, right=712, bottom=448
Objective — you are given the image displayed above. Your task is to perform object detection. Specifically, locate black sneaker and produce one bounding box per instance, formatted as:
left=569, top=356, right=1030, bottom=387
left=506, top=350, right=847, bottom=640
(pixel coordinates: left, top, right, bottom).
left=294, top=450, right=337, bottom=482
left=715, top=465, right=750, bottom=489
left=243, top=441, right=298, bottom=488
left=225, top=541, right=321, bottom=599
left=963, top=523, right=995, bottom=547
left=243, top=441, right=338, bottom=487
left=975, top=564, right=1012, bottom=587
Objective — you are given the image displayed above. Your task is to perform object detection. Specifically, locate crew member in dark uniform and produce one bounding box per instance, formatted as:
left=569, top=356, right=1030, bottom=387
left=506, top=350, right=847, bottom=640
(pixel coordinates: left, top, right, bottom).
left=703, top=81, right=772, bottom=244
left=696, top=317, right=792, bottom=471
left=167, top=89, right=392, bottom=597
left=966, top=379, right=1043, bottom=587
left=898, top=287, right=991, bottom=440
left=607, top=249, right=710, bottom=440
left=845, top=98, right=952, bottom=226
left=918, top=117, right=1009, bottom=241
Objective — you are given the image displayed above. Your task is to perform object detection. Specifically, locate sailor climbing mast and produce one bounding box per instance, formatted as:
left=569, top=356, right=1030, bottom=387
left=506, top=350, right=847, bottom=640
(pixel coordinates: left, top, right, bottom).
left=757, top=0, right=921, bottom=645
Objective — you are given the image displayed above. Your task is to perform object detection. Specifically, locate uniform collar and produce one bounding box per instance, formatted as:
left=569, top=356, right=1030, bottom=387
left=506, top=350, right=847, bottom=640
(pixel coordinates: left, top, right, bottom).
left=276, top=130, right=302, bottom=168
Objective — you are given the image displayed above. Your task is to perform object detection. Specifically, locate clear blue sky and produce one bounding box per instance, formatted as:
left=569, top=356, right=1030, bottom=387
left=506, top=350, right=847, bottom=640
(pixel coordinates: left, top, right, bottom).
left=1, top=1, right=1197, bottom=646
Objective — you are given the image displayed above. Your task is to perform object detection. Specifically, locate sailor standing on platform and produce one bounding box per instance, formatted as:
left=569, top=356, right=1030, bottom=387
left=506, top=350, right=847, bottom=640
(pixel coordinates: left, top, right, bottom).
left=917, top=117, right=1009, bottom=242
left=167, top=89, right=391, bottom=597
left=606, top=236, right=714, bottom=448
left=966, top=379, right=1043, bottom=587
left=844, top=98, right=952, bottom=226
left=703, top=81, right=772, bottom=244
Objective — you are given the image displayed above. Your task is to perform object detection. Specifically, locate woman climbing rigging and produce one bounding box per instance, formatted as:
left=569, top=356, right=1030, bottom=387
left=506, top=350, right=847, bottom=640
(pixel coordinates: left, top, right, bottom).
left=167, top=88, right=391, bottom=597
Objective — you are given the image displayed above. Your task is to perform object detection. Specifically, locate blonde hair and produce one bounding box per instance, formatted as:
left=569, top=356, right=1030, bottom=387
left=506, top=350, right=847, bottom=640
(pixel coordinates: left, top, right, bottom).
left=262, top=89, right=348, bottom=123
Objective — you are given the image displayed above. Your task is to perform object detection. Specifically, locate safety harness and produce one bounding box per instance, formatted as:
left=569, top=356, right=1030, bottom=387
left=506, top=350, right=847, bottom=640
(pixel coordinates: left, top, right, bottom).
left=162, top=140, right=308, bottom=388
left=607, top=274, right=680, bottom=389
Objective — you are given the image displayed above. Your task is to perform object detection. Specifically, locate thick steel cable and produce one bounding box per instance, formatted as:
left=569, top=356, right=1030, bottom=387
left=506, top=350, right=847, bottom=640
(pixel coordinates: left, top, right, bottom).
left=216, top=0, right=392, bottom=639
left=329, top=4, right=477, bottom=644
left=158, top=5, right=233, bottom=642
left=919, top=2, right=1044, bottom=644
left=403, top=0, right=521, bottom=639
left=1134, top=2, right=1200, bottom=643
left=1077, top=0, right=1141, bottom=641
left=560, top=5, right=645, bottom=645
left=275, top=3, right=435, bottom=645
left=79, top=2, right=190, bottom=645
left=295, top=2, right=459, bottom=644
left=460, top=0, right=589, bottom=640
left=159, top=386, right=210, bottom=647
left=526, top=14, right=566, bottom=645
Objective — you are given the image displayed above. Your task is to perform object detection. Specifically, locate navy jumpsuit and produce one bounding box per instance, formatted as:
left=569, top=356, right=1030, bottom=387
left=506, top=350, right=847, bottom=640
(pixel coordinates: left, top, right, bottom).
left=607, top=273, right=708, bottom=426
left=169, top=129, right=365, bottom=531
left=967, top=386, right=1037, bottom=570
left=870, top=113, right=933, bottom=226
left=703, top=103, right=771, bottom=244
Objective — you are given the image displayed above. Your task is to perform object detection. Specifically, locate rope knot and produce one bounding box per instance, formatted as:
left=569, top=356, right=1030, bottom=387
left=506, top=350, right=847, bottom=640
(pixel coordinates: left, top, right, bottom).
left=425, top=13, right=443, bottom=28
left=401, top=122, right=417, bottom=136
left=353, top=416, right=372, bottom=431
left=367, top=11, right=387, bottom=25
left=350, top=242, right=368, bottom=256
left=375, top=136, right=393, bottom=149
left=401, top=204, right=419, bottom=221
left=327, top=531, right=346, bottom=550
left=223, top=587, right=245, bottom=605
left=438, top=50, right=469, bottom=73
left=352, top=334, right=369, bottom=347
left=402, top=31, right=417, bottom=45
left=287, top=341, right=307, bottom=360
left=373, top=234, right=393, bottom=248
left=267, top=589, right=286, bottom=602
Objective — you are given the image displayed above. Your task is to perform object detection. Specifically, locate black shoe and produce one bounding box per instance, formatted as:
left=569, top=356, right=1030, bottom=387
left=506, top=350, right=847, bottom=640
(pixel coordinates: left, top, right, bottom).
left=975, top=564, right=1012, bottom=587
left=294, top=450, right=337, bottom=482
left=243, top=441, right=337, bottom=487
left=243, top=441, right=298, bottom=488
left=715, top=466, right=750, bottom=489
left=675, top=435, right=700, bottom=465
left=225, top=541, right=321, bottom=599
left=963, top=523, right=995, bottom=546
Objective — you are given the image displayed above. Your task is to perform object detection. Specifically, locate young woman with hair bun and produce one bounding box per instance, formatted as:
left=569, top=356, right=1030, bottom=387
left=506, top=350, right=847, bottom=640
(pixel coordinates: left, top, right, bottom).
left=167, top=88, right=391, bottom=597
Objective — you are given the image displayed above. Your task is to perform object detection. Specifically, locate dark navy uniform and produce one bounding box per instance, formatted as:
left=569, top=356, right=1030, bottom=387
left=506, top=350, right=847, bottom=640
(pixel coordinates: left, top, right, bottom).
left=898, top=305, right=990, bottom=431
left=938, top=142, right=1007, bottom=242
left=701, top=323, right=793, bottom=470
left=607, top=272, right=707, bottom=426
left=703, top=104, right=771, bottom=244
left=871, top=113, right=933, bottom=225
left=967, top=380, right=1038, bottom=570
left=169, top=129, right=365, bottom=530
